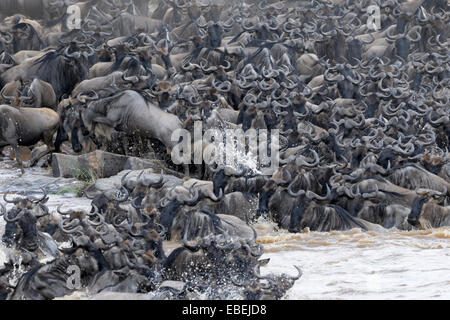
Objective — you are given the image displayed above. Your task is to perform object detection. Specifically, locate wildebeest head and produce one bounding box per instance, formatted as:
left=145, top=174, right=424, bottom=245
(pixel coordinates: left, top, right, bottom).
left=57, top=99, right=97, bottom=154
left=2, top=189, right=49, bottom=251
left=84, top=184, right=130, bottom=217
left=0, top=49, right=15, bottom=65
left=386, top=25, right=422, bottom=60
left=212, top=169, right=228, bottom=198
left=407, top=187, right=447, bottom=227
left=288, top=192, right=309, bottom=233
left=158, top=185, right=200, bottom=239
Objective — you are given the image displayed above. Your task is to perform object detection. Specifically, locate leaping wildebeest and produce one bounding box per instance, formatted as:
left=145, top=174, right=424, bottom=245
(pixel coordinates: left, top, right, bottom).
left=80, top=89, right=183, bottom=156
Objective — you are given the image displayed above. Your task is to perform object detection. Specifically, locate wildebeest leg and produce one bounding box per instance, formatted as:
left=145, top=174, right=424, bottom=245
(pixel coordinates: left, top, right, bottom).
left=54, top=126, right=68, bottom=152
left=139, top=135, right=150, bottom=156
left=12, top=144, right=24, bottom=175
left=122, top=134, right=131, bottom=156
left=43, top=129, right=56, bottom=151
left=199, top=163, right=206, bottom=180
left=192, top=164, right=202, bottom=179
left=183, top=164, right=190, bottom=177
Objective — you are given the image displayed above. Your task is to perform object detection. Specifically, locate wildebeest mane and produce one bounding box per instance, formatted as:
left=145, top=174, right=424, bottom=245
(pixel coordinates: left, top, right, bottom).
left=358, top=203, right=388, bottom=225
left=304, top=204, right=367, bottom=232
left=387, top=164, right=448, bottom=192
left=33, top=51, right=88, bottom=99
left=365, top=176, right=388, bottom=183
left=42, top=10, right=68, bottom=28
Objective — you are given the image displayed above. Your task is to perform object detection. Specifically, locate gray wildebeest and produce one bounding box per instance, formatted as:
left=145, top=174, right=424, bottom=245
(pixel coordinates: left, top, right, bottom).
left=81, top=90, right=183, bottom=156
left=0, top=105, right=59, bottom=174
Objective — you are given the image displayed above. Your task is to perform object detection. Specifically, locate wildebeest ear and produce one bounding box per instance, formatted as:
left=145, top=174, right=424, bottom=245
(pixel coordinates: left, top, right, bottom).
left=41, top=197, right=49, bottom=204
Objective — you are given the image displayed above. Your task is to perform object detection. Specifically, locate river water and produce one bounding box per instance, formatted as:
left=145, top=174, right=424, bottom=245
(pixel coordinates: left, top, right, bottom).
left=1, top=161, right=449, bottom=300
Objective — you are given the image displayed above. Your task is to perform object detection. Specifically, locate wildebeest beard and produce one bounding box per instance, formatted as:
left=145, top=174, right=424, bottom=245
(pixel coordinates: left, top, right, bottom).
left=2, top=221, right=18, bottom=247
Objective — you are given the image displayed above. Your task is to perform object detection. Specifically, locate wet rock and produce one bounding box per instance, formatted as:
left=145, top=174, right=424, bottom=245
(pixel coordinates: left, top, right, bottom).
left=0, top=158, right=82, bottom=195
left=88, top=270, right=121, bottom=295
left=36, top=154, right=52, bottom=168
left=124, top=157, right=164, bottom=171
left=52, top=150, right=166, bottom=179
left=38, top=232, right=59, bottom=257
left=29, top=145, right=50, bottom=166
left=51, top=153, right=81, bottom=178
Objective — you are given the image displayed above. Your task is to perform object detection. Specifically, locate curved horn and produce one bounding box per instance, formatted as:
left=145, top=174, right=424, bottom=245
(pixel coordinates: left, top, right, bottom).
left=286, top=265, right=303, bottom=280
left=3, top=209, right=25, bottom=222
left=59, top=218, right=83, bottom=234
left=57, top=204, right=74, bottom=216
left=287, top=175, right=306, bottom=197
left=306, top=184, right=331, bottom=201
left=296, top=150, right=320, bottom=168
left=29, top=188, right=48, bottom=204
left=3, top=191, right=18, bottom=204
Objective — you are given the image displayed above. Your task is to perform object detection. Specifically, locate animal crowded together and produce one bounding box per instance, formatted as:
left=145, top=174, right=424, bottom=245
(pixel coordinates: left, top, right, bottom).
left=0, top=0, right=449, bottom=300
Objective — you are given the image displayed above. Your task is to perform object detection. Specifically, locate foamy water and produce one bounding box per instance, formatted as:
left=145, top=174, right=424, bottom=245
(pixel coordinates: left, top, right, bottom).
left=255, top=220, right=450, bottom=299
left=1, top=163, right=449, bottom=299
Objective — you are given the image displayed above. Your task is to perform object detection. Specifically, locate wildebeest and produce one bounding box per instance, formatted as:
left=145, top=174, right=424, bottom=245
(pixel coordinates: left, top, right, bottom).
left=0, top=105, right=59, bottom=173
left=0, top=0, right=449, bottom=301
left=81, top=90, right=183, bottom=155
left=1, top=46, right=89, bottom=99
left=18, top=78, right=57, bottom=109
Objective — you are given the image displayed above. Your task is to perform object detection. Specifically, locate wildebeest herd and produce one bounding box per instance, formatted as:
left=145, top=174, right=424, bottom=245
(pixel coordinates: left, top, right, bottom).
left=0, top=0, right=449, bottom=300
